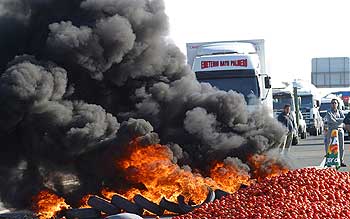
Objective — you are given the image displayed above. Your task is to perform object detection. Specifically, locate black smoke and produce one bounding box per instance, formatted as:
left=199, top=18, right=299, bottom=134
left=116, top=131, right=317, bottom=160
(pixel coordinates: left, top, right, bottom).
left=0, top=0, right=286, bottom=209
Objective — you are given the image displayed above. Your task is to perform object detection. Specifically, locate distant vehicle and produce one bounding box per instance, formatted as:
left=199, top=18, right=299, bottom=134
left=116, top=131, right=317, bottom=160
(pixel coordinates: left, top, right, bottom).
left=273, top=88, right=307, bottom=145
left=288, top=80, right=324, bottom=136
left=186, top=39, right=272, bottom=115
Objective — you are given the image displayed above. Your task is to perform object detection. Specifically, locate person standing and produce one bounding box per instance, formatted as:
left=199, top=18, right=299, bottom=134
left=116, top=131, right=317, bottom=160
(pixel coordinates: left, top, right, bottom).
left=277, top=104, right=296, bottom=153
left=324, top=99, right=346, bottom=167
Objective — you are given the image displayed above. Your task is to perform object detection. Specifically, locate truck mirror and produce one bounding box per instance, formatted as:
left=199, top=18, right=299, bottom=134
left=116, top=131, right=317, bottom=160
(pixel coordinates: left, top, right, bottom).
left=264, top=76, right=271, bottom=89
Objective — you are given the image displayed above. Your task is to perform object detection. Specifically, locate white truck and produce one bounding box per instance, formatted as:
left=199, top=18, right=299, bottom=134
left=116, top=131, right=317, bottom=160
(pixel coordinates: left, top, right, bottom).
left=288, top=80, right=324, bottom=136
left=272, top=88, right=307, bottom=145
left=186, top=39, right=273, bottom=115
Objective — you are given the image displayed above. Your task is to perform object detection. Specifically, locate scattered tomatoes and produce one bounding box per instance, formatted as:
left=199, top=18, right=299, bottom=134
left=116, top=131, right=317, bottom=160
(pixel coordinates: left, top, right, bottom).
left=173, top=168, right=350, bottom=219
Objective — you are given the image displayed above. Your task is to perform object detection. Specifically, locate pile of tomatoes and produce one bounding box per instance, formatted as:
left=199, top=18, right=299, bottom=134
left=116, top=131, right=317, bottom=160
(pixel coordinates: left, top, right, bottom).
left=172, top=168, right=350, bottom=219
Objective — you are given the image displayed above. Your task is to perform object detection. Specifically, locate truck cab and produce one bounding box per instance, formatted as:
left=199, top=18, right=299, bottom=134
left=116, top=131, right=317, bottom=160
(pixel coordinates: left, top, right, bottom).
left=273, top=88, right=307, bottom=145
left=186, top=39, right=272, bottom=115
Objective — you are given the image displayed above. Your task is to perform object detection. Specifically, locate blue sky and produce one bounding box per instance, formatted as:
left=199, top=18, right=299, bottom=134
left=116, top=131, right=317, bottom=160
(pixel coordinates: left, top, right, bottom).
left=164, top=0, right=350, bottom=87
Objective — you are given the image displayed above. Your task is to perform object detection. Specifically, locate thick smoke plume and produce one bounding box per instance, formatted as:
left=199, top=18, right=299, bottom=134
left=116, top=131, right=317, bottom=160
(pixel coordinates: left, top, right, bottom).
left=0, top=0, right=285, bottom=209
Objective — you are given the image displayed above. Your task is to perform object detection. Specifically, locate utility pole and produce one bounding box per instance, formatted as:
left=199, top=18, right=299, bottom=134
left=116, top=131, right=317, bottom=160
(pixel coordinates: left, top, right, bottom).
left=293, top=82, right=300, bottom=128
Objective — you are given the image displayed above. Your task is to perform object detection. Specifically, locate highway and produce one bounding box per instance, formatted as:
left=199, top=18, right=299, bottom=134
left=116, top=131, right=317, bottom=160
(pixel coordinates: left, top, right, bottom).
left=286, top=134, right=350, bottom=170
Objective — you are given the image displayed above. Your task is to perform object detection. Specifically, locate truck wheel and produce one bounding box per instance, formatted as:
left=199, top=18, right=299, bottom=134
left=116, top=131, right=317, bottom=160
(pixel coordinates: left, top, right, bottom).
left=292, top=136, right=299, bottom=145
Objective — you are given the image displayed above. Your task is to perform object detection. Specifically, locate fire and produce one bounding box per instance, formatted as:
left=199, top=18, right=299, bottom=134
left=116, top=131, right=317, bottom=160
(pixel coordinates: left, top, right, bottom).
left=79, top=194, right=92, bottom=208
left=110, top=139, right=251, bottom=204
left=101, top=187, right=118, bottom=200
left=208, top=162, right=251, bottom=193
left=117, top=141, right=208, bottom=204
left=248, top=154, right=289, bottom=181
left=32, top=190, right=70, bottom=219
left=30, top=145, right=285, bottom=218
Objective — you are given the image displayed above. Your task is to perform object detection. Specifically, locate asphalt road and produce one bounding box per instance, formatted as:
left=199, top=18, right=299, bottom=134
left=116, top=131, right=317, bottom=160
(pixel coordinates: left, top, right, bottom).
left=285, top=134, right=350, bottom=170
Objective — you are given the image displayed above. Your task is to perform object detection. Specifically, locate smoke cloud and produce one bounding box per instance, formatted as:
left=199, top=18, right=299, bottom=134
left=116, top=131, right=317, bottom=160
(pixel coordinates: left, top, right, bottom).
left=0, top=0, right=285, bottom=209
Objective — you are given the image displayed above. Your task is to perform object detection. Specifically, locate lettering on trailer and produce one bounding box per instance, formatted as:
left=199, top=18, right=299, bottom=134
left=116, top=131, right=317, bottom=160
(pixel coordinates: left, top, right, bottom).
left=201, top=59, right=248, bottom=69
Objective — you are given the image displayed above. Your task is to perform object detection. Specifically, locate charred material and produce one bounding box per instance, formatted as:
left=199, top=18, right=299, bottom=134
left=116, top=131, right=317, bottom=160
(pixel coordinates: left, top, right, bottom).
left=0, top=211, right=36, bottom=219
left=214, top=189, right=230, bottom=200
left=177, top=187, right=215, bottom=213
left=133, top=195, right=164, bottom=216
left=159, top=197, right=185, bottom=214
left=88, top=196, right=121, bottom=215
left=240, top=184, right=249, bottom=189
left=202, top=187, right=215, bottom=203
left=111, top=195, right=143, bottom=216
left=177, top=195, right=196, bottom=213
left=62, top=208, right=100, bottom=219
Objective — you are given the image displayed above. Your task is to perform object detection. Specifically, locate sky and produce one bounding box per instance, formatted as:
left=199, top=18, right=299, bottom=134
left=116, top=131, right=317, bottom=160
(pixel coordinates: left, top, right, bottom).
left=163, top=0, right=350, bottom=87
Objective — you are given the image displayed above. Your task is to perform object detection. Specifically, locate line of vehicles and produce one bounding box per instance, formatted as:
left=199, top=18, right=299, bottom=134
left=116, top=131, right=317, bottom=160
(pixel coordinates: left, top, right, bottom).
left=272, top=81, right=350, bottom=144
left=185, top=39, right=350, bottom=145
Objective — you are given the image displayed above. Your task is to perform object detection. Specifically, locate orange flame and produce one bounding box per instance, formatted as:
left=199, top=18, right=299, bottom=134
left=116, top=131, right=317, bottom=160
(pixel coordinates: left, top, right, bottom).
left=31, top=143, right=285, bottom=217
left=109, top=139, right=251, bottom=204
left=117, top=141, right=208, bottom=204
left=208, top=162, right=251, bottom=193
left=248, top=154, right=289, bottom=181
left=101, top=187, right=118, bottom=200
left=79, top=194, right=92, bottom=208
left=32, top=190, right=70, bottom=219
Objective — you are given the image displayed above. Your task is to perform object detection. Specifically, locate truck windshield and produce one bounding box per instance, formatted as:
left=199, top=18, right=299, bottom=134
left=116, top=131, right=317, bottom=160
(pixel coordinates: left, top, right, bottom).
left=197, top=76, right=260, bottom=103
left=273, top=95, right=294, bottom=111
left=300, top=95, right=313, bottom=108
